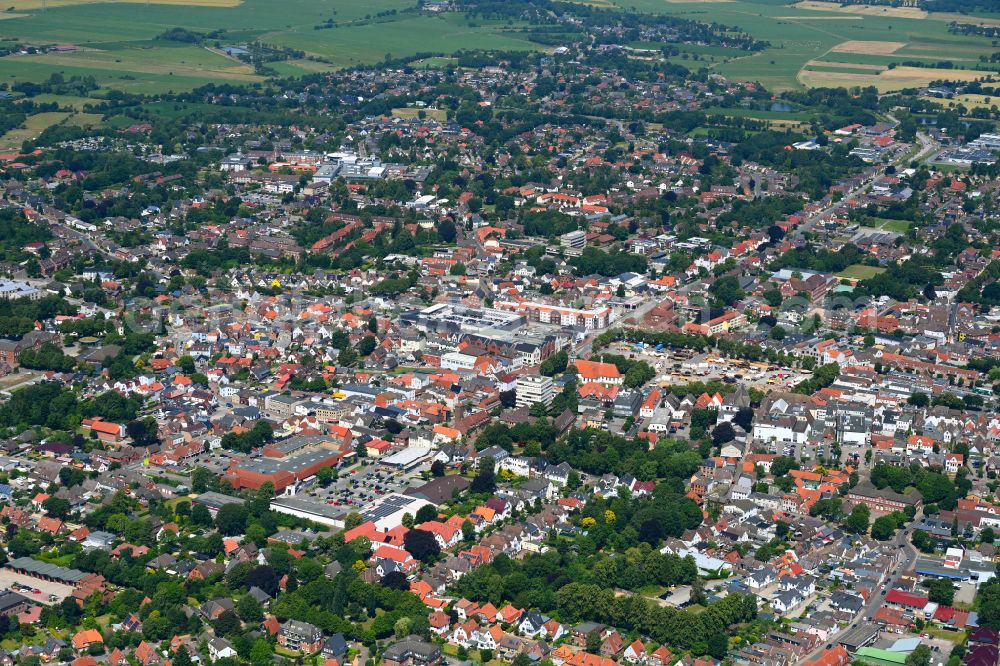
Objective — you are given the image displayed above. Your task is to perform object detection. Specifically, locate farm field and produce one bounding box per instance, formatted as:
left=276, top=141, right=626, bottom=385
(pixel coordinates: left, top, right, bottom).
left=569, top=0, right=1000, bottom=91
left=0, top=110, right=70, bottom=150
left=0, top=0, right=538, bottom=93
left=0, top=0, right=996, bottom=93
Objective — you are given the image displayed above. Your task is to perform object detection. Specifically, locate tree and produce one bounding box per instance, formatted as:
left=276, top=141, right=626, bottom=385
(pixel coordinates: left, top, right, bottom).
left=192, top=467, right=212, bottom=493
left=706, top=633, right=728, bottom=659
left=471, top=457, right=496, bottom=493
left=911, top=529, right=935, bottom=553
left=173, top=647, right=193, bottom=666
left=244, top=565, right=281, bottom=597
left=905, top=644, right=931, bottom=666
left=924, top=578, right=954, bottom=606
left=236, top=595, right=263, bottom=623
left=42, top=496, right=71, bottom=519
left=708, top=276, right=743, bottom=307
left=358, top=336, right=377, bottom=356
left=338, top=346, right=359, bottom=367
left=769, top=325, right=786, bottom=341
left=711, top=422, right=736, bottom=445
left=540, top=351, right=569, bottom=377
left=430, top=460, right=445, bottom=477
left=214, top=610, right=241, bottom=637
left=249, top=638, right=273, bottom=666
left=381, top=571, right=409, bottom=590
left=215, top=503, right=249, bottom=536
left=438, top=220, right=457, bottom=243
left=690, top=577, right=707, bottom=605
left=177, top=356, right=196, bottom=374
left=871, top=515, right=898, bottom=541
left=908, top=392, right=930, bottom=408
left=845, top=503, right=871, bottom=534
left=191, top=503, right=213, bottom=526
left=404, top=528, right=441, bottom=562
left=317, top=466, right=334, bottom=486
left=415, top=504, right=437, bottom=524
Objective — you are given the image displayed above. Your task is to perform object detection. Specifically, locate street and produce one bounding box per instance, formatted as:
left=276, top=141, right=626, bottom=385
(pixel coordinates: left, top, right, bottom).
left=799, top=527, right=918, bottom=663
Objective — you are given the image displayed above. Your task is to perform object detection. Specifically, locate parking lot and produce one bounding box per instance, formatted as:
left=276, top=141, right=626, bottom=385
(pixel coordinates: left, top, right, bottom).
left=0, top=570, right=74, bottom=605
left=295, top=462, right=426, bottom=512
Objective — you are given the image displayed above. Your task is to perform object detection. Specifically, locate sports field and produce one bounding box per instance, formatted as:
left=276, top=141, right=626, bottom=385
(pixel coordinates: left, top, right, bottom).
left=835, top=264, right=887, bottom=280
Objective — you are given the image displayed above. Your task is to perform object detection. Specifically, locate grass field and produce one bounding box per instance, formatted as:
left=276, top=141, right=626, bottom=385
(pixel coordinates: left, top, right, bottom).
left=3, top=0, right=240, bottom=8
left=0, top=110, right=71, bottom=150
left=392, top=106, right=447, bottom=121
left=836, top=264, right=887, bottom=280
left=0, top=0, right=539, bottom=92
left=866, top=218, right=910, bottom=233
left=569, top=0, right=1000, bottom=91
left=0, top=0, right=996, bottom=93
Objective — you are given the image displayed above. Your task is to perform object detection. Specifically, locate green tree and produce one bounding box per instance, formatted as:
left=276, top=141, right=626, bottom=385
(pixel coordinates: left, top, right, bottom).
left=905, top=644, right=931, bottom=666
left=924, top=578, right=954, bottom=606
left=845, top=503, right=871, bottom=534
left=215, top=503, right=249, bottom=536
left=871, top=515, right=898, bottom=541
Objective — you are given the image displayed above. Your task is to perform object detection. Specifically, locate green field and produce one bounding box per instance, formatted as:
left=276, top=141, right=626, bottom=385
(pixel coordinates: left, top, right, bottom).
left=0, top=0, right=539, bottom=93
left=0, top=0, right=997, bottom=93
left=0, top=110, right=71, bottom=150
left=572, top=0, right=1000, bottom=91
left=836, top=264, right=887, bottom=280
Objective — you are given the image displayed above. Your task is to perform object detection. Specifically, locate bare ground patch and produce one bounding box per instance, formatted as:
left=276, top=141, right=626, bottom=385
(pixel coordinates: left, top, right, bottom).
left=829, top=40, right=906, bottom=55
left=793, top=1, right=927, bottom=18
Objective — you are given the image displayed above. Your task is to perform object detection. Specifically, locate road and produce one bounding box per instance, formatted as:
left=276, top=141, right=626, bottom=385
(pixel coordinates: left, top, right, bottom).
left=794, top=131, right=939, bottom=239
left=573, top=296, right=666, bottom=359
left=799, top=527, right=917, bottom=663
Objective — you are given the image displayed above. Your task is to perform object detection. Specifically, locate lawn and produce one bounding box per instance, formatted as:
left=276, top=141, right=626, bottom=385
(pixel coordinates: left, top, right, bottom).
left=867, top=218, right=910, bottom=233
left=835, top=264, right=887, bottom=280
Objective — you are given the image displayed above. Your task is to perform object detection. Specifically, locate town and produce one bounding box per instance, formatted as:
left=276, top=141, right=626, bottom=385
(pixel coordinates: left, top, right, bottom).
left=0, top=1, right=999, bottom=665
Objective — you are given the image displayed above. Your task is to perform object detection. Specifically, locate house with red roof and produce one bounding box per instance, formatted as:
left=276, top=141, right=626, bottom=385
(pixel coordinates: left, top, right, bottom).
left=81, top=417, right=126, bottom=444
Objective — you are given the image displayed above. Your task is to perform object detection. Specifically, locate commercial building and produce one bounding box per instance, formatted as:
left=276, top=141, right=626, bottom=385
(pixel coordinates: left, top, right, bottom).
left=400, top=303, right=525, bottom=334
left=192, top=491, right=246, bottom=515
left=270, top=496, right=348, bottom=529
left=516, top=374, right=554, bottom=408
left=363, top=493, right=434, bottom=530
left=381, top=446, right=432, bottom=471
left=225, top=446, right=348, bottom=492
left=560, top=230, right=587, bottom=256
